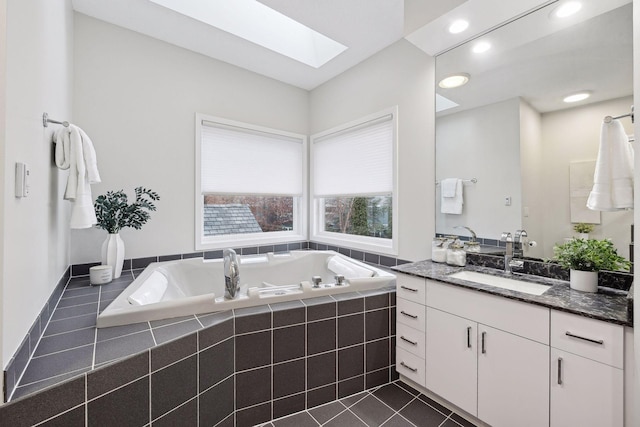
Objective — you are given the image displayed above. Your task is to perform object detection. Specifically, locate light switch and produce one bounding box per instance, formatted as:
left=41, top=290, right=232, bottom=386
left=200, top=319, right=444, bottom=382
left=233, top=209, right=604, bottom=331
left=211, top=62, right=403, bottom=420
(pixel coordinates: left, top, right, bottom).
left=15, top=162, right=30, bottom=198
left=504, top=196, right=511, bottom=206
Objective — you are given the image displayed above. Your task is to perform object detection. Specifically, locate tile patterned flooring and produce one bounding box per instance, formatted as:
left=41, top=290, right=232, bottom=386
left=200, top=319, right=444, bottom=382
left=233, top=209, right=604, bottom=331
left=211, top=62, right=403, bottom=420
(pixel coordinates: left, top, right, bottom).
left=262, top=381, right=478, bottom=427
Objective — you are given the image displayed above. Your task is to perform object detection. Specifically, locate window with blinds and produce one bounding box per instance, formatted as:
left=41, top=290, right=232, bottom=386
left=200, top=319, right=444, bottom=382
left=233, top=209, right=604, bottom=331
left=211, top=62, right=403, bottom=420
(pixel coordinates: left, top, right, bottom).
left=195, top=114, right=307, bottom=249
left=310, top=107, right=398, bottom=255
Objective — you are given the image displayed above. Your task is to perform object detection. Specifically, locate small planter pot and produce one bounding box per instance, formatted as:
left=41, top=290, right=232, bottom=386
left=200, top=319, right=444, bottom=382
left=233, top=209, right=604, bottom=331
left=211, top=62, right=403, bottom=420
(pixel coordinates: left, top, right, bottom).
left=569, top=269, right=598, bottom=293
left=102, top=233, right=125, bottom=279
left=577, top=233, right=589, bottom=240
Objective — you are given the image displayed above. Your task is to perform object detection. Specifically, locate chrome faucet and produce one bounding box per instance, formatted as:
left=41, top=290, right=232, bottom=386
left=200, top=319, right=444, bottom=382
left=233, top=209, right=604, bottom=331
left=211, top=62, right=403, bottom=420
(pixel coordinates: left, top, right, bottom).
left=454, top=226, right=477, bottom=242
left=514, top=229, right=528, bottom=258
left=223, top=248, right=240, bottom=299
left=500, top=232, right=514, bottom=273
left=501, top=231, right=525, bottom=274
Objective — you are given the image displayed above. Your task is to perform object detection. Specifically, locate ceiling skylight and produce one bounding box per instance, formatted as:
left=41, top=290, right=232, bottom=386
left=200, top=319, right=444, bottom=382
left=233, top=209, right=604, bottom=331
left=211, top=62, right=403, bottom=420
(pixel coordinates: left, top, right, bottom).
left=148, top=0, right=348, bottom=68
left=436, top=94, right=460, bottom=113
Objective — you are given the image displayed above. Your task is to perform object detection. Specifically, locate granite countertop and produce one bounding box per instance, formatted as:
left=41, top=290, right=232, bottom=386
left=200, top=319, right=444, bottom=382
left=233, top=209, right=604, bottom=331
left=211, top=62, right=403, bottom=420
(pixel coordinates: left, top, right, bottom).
left=392, top=260, right=633, bottom=327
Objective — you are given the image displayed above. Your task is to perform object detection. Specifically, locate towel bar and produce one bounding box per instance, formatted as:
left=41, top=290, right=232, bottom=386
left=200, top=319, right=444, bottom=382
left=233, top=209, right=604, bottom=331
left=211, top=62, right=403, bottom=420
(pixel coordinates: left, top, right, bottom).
left=603, top=105, right=634, bottom=124
left=42, top=112, right=69, bottom=128
left=435, top=178, right=477, bottom=186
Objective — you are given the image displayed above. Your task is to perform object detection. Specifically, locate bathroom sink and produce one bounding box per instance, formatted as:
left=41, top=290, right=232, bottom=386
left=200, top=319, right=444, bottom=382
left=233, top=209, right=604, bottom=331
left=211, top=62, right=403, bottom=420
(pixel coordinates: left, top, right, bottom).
left=448, top=271, right=550, bottom=296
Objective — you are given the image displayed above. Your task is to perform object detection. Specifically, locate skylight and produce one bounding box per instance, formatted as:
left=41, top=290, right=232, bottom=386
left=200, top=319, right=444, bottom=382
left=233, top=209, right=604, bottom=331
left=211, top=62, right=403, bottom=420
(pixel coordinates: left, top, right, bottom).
left=149, top=0, right=348, bottom=68
left=436, top=94, right=459, bottom=112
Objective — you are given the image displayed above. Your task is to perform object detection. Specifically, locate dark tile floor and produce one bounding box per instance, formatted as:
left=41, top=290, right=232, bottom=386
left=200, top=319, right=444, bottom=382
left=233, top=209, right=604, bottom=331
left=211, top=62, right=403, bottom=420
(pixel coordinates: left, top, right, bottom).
left=261, top=381, right=478, bottom=427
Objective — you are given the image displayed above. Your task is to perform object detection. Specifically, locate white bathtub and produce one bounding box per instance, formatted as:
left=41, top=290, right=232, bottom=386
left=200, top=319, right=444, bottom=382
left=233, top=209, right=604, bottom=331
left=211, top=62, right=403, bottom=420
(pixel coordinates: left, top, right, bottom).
left=97, top=250, right=396, bottom=328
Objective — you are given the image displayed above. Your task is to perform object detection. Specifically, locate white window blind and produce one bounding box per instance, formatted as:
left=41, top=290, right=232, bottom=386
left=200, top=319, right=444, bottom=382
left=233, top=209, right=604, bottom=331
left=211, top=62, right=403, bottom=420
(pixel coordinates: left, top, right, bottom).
left=201, top=121, right=303, bottom=195
left=313, top=115, right=393, bottom=197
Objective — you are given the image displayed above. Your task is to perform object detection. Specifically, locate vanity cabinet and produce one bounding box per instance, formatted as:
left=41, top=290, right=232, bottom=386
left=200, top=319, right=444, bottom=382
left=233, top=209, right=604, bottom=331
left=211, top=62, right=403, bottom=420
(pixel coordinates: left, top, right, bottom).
left=549, top=310, right=624, bottom=427
left=424, top=280, right=550, bottom=427
left=395, top=274, right=427, bottom=386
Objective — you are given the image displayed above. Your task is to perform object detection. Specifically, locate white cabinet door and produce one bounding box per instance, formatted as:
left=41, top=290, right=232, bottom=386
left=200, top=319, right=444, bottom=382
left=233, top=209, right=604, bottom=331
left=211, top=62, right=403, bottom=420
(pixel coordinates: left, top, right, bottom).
left=426, top=308, right=478, bottom=416
left=550, top=348, right=623, bottom=427
left=478, top=325, right=549, bottom=427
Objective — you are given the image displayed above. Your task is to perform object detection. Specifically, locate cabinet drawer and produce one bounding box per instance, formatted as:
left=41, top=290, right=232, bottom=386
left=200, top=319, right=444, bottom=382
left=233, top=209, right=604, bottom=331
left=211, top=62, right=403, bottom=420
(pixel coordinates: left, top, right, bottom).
left=396, top=274, right=426, bottom=305
left=551, top=310, right=623, bottom=369
left=397, top=297, right=426, bottom=331
left=427, top=280, right=549, bottom=344
left=397, top=322, right=426, bottom=359
left=396, top=347, right=426, bottom=386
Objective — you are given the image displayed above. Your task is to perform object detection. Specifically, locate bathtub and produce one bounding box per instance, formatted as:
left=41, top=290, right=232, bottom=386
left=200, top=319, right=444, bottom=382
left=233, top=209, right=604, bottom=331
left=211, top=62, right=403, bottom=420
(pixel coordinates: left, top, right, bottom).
left=97, top=250, right=396, bottom=328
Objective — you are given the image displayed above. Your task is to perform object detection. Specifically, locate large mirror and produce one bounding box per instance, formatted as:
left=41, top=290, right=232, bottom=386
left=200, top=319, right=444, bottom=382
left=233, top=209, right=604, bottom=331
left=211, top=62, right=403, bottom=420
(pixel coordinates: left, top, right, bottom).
left=435, top=0, right=634, bottom=263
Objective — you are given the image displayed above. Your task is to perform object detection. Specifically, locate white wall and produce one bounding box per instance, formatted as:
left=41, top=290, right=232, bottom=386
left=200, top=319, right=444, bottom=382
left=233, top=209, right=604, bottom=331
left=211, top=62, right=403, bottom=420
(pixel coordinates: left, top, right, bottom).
left=435, top=98, right=522, bottom=241
left=632, top=1, right=639, bottom=426
left=2, top=0, right=73, bottom=365
left=0, top=0, right=7, bottom=392
left=539, top=96, right=634, bottom=259
left=71, top=14, right=309, bottom=264
left=520, top=99, right=544, bottom=258
left=309, top=40, right=435, bottom=262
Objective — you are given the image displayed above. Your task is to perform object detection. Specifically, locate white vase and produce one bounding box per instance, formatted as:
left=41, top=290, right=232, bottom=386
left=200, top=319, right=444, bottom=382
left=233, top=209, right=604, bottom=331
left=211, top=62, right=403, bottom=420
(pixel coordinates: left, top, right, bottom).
left=578, top=233, right=589, bottom=240
left=570, top=269, right=598, bottom=293
left=101, top=233, right=125, bottom=279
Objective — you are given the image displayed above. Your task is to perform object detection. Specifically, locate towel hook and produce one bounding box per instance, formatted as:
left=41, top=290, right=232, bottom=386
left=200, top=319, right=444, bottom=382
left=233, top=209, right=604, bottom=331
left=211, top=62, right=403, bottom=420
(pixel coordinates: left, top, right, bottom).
left=43, top=112, right=69, bottom=128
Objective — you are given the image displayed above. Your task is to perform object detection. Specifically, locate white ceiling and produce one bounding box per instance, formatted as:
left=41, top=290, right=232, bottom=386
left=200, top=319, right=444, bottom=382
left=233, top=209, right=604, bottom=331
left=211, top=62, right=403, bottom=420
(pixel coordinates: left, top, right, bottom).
left=74, top=0, right=559, bottom=90
left=70, top=0, right=634, bottom=107
left=71, top=0, right=455, bottom=90
left=435, top=0, right=633, bottom=115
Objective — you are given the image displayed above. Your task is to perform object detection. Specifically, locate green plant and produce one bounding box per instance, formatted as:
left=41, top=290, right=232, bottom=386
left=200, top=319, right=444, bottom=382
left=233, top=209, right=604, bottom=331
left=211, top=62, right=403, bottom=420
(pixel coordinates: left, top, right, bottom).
left=94, top=187, right=160, bottom=234
left=573, top=223, right=595, bottom=234
left=553, top=238, right=630, bottom=272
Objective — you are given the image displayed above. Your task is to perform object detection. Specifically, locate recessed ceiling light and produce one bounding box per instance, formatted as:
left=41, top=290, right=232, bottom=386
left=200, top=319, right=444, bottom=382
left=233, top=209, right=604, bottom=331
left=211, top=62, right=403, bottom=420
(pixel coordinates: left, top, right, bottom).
left=472, top=41, right=491, bottom=54
left=563, top=92, right=591, bottom=103
left=148, top=0, right=347, bottom=68
left=439, top=73, right=470, bottom=89
left=448, top=20, right=469, bottom=34
left=552, top=1, right=582, bottom=19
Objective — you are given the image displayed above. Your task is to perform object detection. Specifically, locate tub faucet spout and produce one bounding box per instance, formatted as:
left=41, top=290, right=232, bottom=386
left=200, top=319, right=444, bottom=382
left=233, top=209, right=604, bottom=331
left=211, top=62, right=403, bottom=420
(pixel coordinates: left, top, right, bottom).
left=223, top=248, right=240, bottom=299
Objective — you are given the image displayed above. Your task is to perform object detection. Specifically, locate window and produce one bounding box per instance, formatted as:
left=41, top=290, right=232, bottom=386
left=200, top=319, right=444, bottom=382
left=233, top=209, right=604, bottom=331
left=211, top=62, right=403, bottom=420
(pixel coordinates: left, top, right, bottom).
left=196, top=114, right=307, bottom=249
left=310, top=107, right=398, bottom=255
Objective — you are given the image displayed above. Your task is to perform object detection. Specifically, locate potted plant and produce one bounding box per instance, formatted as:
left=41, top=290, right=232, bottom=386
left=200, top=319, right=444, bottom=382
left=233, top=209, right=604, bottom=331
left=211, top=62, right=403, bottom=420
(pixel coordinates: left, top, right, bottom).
left=94, top=187, right=160, bottom=278
left=573, top=223, right=594, bottom=240
left=553, top=238, right=630, bottom=292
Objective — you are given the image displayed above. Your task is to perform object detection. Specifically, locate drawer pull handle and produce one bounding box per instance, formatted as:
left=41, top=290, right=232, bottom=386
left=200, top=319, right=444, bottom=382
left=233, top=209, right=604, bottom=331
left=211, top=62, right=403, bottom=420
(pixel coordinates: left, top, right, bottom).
left=481, top=331, right=487, bottom=354
left=400, top=285, right=419, bottom=293
left=557, top=357, right=563, bottom=385
left=400, top=311, right=418, bottom=319
left=565, top=331, right=604, bottom=345
left=466, top=326, right=472, bottom=348
left=400, top=362, right=417, bottom=372
left=400, top=336, right=418, bottom=346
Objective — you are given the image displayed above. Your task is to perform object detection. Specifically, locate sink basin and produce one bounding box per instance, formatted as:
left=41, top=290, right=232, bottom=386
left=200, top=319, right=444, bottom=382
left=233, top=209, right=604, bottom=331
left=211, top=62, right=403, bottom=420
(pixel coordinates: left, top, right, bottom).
left=448, top=271, right=550, bottom=296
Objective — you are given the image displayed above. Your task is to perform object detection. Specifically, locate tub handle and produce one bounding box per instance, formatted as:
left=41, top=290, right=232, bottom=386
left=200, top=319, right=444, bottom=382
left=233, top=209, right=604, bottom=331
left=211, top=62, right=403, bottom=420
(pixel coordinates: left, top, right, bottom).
left=311, top=276, right=322, bottom=288
left=335, top=274, right=345, bottom=286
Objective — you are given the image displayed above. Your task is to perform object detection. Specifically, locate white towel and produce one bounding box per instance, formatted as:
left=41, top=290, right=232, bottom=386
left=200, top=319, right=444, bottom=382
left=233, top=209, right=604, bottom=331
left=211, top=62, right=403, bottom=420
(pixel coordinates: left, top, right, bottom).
left=587, top=120, right=634, bottom=211
left=440, top=178, right=463, bottom=214
left=54, top=124, right=102, bottom=228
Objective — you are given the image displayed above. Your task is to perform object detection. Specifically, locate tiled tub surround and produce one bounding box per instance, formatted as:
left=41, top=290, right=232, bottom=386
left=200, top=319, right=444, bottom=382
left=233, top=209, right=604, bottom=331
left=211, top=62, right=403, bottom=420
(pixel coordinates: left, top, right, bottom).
left=392, top=260, right=632, bottom=326
left=1, top=271, right=398, bottom=426
left=70, top=241, right=412, bottom=278
left=3, top=242, right=408, bottom=401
